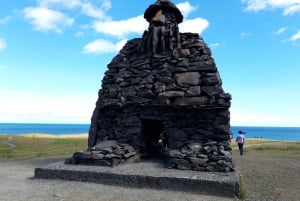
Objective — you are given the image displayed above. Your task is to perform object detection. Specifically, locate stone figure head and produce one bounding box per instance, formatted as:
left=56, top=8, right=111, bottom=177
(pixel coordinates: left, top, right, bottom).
left=141, top=0, right=183, bottom=54
left=144, top=0, right=183, bottom=24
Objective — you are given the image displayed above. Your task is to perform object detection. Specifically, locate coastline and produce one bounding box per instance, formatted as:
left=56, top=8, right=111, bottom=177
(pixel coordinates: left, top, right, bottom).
left=19, top=133, right=88, bottom=139
left=243, top=137, right=299, bottom=142
left=1, top=123, right=299, bottom=141
left=1, top=134, right=298, bottom=142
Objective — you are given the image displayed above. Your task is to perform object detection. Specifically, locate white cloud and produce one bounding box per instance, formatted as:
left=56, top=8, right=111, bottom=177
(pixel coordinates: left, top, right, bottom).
left=290, top=30, right=300, bottom=41
left=82, top=39, right=127, bottom=54
left=0, top=16, right=11, bottom=25
left=93, top=15, right=147, bottom=38
left=209, top=43, right=220, bottom=49
left=0, top=38, right=7, bottom=51
left=242, top=0, right=300, bottom=15
left=240, top=32, right=252, bottom=39
left=0, top=89, right=93, bottom=123
left=177, top=2, right=197, bottom=18
left=22, top=1, right=209, bottom=53
left=81, top=2, right=109, bottom=20
left=86, top=2, right=209, bottom=55
left=23, top=1, right=208, bottom=37
left=38, top=0, right=111, bottom=19
left=242, top=0, right=268, bottom=12
left=101, top=0, right=112, bottom=11
left=179, top=18, right=209, bottom=34
left=22, top=0, right=112, bottom=33
left=23, top=7, right=74, bottom=33
left=75, top=31, right=84, bottom=37
left=92, top=2, right=208, bottom=38
left=283, top=3, right=300, bottom=15
left=39, top=0, right=82, bottom=9
left=273, top=27, right=287, bottom=35
left=176, top=2, right=209, bottom=34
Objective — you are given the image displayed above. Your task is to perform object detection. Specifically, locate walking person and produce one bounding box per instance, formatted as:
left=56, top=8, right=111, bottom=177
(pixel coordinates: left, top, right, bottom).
left=236, top=130, right=246, bottom=155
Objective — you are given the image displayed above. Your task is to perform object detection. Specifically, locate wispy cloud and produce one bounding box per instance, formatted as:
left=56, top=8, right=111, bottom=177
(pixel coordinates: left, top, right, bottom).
left=273, top=27, right=287, bottom=35
left=283, top=3, right=300, bottom=15
left=240, top=32, right=252, bottom=39
left=209, top=43, right=220, bottom=49
left=23, top=7, right=74, bottom=34
left=242, top=0, right=300, bottom=15
left=290, top=30, right=300, bottom=41
left=0, top=38, right=7, bottom=51
left=80, top=2, right=110, bottom=20
left=39, top=0, right=82, bottom=9
left=82, top=39, right=127, bottom=54
left=101, top=0, right=112, bottom=11
left=0, top=16, right=11, bottom=25
left=38, top=0, right=111, bottom=15
left=75, top=31, right=84, bottom=37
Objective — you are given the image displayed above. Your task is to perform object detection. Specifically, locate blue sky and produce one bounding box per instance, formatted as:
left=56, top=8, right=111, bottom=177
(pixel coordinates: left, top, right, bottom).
left=0, top=0, right=300, bottom=126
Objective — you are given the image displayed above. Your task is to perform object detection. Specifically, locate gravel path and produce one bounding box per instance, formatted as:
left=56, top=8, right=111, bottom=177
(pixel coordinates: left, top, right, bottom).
left=233, top=153, right=300, bottom=201
left=0, top=154, right=299, bottom=201
left=0, top=156, right=235, bottom=201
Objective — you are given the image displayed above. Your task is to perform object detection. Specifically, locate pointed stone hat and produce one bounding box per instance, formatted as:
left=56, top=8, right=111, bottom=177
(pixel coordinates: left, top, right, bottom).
left=144, top=0, right=183, bottom=23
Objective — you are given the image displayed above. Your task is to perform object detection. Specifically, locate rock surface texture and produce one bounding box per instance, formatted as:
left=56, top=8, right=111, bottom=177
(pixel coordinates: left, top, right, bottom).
left=67, top=0, right=234, bottom=172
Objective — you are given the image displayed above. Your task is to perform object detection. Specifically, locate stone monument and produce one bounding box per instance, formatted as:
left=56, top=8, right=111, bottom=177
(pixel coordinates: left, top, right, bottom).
left=66, top=0, right=234, bottom=172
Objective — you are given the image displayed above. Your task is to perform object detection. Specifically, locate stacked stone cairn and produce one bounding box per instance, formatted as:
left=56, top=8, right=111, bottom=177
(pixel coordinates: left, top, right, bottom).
left=66, top=0, right=234, bottom=172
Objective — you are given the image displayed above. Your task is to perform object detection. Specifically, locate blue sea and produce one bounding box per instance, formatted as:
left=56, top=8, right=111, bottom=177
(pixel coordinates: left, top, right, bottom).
left=0, top=123, right=89, bottom=135
left=0, top=123, right=299, bottom=141
left=231, top=126, right=299, bottom=141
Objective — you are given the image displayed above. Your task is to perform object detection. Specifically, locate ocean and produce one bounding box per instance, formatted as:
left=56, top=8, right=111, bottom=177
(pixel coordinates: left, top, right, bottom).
left=0, top=123, right=89, bottom=135
left=231, top=126, right=300, bottom=141
left=0, top=123, right=299, bottom=141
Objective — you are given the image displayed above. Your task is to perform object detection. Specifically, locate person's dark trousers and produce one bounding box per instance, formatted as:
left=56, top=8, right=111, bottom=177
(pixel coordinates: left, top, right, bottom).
left=238, top=143, right=244, bottom=155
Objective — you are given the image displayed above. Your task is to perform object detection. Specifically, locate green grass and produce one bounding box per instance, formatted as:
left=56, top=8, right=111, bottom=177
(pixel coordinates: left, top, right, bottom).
left=0, top=135, right=87, bottom=161
left=231, top=139, right=300, bottom=157
left=239, top=177, right=246, bottom=200
left=1, top=136, right=299, bottom=161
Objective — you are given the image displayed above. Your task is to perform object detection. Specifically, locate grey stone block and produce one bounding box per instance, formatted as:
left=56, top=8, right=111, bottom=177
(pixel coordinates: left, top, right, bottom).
left=35, top=159, right=240, bottom=198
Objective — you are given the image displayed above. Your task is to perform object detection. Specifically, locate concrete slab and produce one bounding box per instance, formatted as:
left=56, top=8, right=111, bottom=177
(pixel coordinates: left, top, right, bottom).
left=34, top=158, right=240, bottom=198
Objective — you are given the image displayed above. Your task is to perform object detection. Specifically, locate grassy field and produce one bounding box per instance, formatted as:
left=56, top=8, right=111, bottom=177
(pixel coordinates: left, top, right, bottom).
left=231, top=138, right=300, bottom=157
left=0, top=135, right=299, bottom=161
left=0, top=134, right=88, bottom=161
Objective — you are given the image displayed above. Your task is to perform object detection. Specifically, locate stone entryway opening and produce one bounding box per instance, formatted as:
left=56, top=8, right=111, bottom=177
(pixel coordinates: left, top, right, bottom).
left=141, top=119, right=166, bottom=157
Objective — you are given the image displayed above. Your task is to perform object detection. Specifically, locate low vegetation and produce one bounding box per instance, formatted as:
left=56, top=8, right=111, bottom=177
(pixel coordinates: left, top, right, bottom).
left=0, top=135, right=299, bottom=161
left=0, top=134, right=87, bottom=161
left=231, top=138, right=300, bottom=157
left=238, top=177, right=247, bottom=200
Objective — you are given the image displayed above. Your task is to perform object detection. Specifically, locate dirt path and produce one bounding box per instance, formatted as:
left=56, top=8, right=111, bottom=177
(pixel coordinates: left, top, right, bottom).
left=2, top=136, right=17, bottom=148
